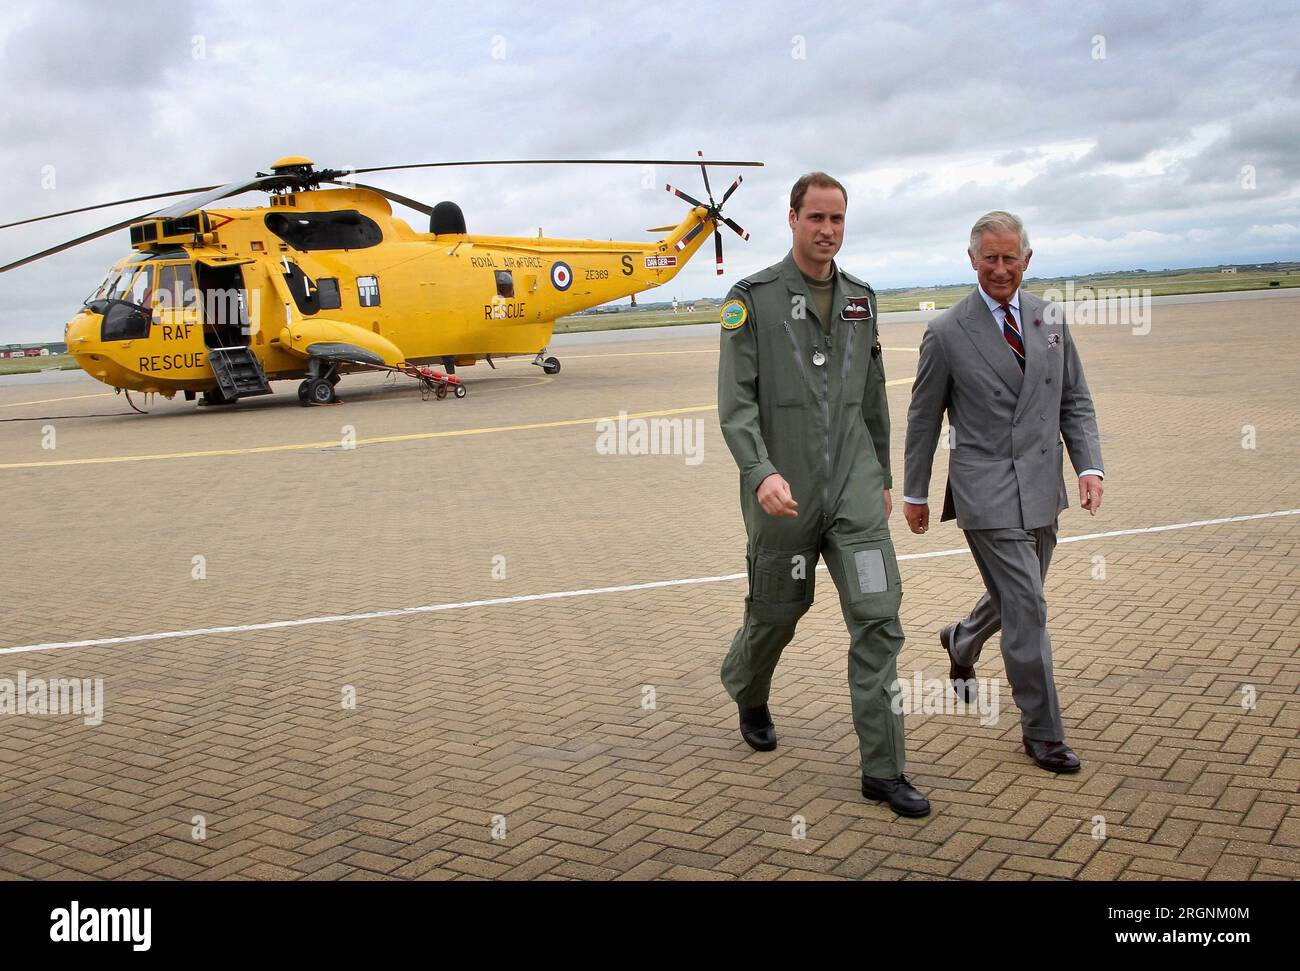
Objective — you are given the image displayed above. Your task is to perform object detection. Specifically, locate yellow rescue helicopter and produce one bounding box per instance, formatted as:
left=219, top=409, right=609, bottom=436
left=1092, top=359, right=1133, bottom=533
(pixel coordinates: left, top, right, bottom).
left=0, top=154, right=759, bottom=407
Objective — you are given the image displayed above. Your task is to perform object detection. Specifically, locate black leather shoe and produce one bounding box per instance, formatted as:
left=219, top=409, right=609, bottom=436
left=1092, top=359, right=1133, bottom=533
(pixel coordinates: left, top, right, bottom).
left=940, top=624, right=977, bottom=704
left=861, top=774, right=931, bottom=817
left=1023, top=737, right=1082, bottom=773
left=738, top=704, right=777, bottom=751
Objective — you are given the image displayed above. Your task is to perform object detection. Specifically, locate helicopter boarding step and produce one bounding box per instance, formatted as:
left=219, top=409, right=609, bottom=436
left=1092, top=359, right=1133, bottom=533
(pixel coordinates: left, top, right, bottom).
left=208, top=346, right=272, bottom=400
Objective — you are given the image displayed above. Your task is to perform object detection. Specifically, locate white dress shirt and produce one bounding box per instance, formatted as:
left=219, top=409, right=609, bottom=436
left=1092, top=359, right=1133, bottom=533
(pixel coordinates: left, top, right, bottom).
left=902, top=286, right=1102, bottom=505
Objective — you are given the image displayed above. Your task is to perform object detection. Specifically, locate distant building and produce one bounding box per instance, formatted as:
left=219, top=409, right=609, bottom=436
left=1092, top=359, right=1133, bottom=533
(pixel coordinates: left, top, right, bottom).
left=1220, top=267, right=1237, bottom=274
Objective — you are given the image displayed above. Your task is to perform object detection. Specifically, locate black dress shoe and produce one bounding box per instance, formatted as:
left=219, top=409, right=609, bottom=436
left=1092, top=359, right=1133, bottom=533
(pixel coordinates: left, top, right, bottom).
left=738, top=704, right=777, bottom=751
left=940, top=625, right=977, bottom=704
left=1023, top=737, right=1082, bottom=773
left=861, top=774, right=931, bottom=817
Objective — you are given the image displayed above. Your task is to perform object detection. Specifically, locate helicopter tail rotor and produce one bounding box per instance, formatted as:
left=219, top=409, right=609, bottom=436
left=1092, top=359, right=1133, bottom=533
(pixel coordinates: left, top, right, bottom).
left=663, top=151, right=750, bottom=276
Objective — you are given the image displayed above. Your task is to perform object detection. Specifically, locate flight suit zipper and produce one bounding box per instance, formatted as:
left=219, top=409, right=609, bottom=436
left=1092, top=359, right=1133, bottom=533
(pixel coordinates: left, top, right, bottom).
left=782, top=318, right=831, bottom=521
left=820, top=329, right=831, bottom=521
left=830, top=317, right=859, bottom=517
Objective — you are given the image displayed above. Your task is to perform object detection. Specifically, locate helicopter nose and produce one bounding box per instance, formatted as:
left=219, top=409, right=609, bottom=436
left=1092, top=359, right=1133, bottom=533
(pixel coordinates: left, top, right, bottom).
left=65, top=310, right=100, bottom=349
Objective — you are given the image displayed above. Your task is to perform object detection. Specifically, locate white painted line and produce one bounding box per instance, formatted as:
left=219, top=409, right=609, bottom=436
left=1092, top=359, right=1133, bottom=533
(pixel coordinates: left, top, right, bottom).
left=2, top=508, right=1296, bottom=657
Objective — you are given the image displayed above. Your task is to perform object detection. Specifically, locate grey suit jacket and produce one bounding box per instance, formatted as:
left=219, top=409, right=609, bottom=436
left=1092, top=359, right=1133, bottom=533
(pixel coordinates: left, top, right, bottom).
left=903, top=288, right=1104, bottom=531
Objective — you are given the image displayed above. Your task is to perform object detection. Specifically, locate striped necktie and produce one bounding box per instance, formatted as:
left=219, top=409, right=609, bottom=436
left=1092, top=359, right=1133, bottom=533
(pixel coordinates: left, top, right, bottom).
left=1000, top=303, right=1025, bottom=372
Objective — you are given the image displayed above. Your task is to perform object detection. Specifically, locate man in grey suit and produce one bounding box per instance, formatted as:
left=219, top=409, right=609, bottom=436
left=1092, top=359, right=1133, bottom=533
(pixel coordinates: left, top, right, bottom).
left=903, top=211, right=1104, bottom=773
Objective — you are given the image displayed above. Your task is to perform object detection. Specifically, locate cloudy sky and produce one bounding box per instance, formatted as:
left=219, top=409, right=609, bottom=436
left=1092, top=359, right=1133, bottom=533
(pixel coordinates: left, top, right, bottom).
left=1, top=0, right=1296, bottom=341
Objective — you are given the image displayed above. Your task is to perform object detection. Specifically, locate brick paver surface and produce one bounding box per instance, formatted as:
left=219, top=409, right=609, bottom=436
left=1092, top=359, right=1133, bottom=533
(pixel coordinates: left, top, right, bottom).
left=0, top=292, right=1296, bottom=880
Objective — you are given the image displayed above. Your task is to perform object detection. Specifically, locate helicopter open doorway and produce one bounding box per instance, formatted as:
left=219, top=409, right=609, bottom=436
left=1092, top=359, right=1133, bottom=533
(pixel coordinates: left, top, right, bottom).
left=194, top=261, right=250, bottom=348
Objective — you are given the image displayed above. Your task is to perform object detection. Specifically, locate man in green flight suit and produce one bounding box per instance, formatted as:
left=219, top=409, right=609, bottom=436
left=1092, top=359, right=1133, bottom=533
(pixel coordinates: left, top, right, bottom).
left=717, top=172, right=928, bottom=816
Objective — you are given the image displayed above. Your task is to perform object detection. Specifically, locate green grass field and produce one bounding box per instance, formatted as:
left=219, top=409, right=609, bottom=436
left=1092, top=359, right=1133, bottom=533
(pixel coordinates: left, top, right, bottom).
left=0, top=353, right=79, bottom=375
left=555, top=268, right=1298, bottom=331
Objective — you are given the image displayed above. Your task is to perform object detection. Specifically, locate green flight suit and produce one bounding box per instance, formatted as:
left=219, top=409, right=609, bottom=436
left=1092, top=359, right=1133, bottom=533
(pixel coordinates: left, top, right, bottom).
left=717, top=250, right=906, bottom=778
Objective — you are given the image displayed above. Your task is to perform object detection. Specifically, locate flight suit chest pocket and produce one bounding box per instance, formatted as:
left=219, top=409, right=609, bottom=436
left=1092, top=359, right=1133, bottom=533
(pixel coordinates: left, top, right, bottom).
left=841, top=321, right=872, bottom=405
left=838, top=534, right=902, bottom=619
left=770, top=319, right=812, bottom=405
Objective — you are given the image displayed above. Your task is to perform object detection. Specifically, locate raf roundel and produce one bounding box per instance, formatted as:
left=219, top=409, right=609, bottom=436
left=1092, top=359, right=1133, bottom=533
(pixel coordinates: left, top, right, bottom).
left=550, top=261, right=573, bottom=291
left=720, top=299, right=747, bottom=330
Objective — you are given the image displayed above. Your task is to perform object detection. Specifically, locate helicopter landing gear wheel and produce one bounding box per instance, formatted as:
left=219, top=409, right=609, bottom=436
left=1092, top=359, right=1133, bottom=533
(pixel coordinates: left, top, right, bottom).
left=453, top=384, right=467, bottom=398
left=306, top=378, right=337, bottom=405
left=297, top=381, right=311, bottom=405
left=542, top=356, right=561, bottom=375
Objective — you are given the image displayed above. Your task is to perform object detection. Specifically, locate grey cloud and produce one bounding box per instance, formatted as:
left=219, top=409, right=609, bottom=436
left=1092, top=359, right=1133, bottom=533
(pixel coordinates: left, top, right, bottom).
left=2, top=0, right=1298, bottom=340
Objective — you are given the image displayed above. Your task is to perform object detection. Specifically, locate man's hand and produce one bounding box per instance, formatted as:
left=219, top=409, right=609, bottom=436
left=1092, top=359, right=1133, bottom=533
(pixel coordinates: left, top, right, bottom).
left=756, top=473, right=799, bottom=518
left=1079, top=474, right=1104, bottom=516
left=883, top=489, right=893, bottom=518
left=904, top=501, right=929, bottom=534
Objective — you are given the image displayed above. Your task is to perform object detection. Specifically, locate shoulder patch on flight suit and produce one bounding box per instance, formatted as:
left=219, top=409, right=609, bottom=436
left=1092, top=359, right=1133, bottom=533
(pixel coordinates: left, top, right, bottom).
left=720, top=299, right=748, bottom=330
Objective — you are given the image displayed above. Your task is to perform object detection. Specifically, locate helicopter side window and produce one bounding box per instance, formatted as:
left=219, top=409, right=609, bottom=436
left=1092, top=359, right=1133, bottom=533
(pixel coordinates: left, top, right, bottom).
left=156, top=266, right=180, bottom=311
left=495, top=271, right=514, bottom=299
left=264, top=210, right=382, bottom=251
left=357, top=275, right=380, bottom=307
left=316, top=278, right=342, bottom=311
left=282, top=262, right=340, bottom=314
left=165, top=264, right=198, bottom=307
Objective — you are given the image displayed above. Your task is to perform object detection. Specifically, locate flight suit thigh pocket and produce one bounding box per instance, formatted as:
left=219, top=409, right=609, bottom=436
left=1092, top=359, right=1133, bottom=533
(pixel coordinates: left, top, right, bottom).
left=748, top=546, right=816, bottom=624
left=838, top=534, right=902, bottom=620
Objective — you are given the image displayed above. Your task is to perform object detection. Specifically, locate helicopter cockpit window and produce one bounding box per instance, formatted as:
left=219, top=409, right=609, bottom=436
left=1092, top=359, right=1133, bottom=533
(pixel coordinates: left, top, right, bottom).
left=264, top=210, right=382, bottom=251
left=124, top=265, right=155, bottom=308
left=495, top=271, right=514, bottom=299
left=87, top=266, right=135, bottom=305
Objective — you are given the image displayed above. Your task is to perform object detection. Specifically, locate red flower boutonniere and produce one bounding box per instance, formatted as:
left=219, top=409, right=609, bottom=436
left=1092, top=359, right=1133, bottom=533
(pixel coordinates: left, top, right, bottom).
left=1033, top=317, right=1042, bottom=327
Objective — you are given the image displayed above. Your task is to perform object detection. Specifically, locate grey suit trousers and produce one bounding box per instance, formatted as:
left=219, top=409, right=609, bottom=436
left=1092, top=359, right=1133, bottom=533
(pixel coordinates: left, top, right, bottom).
left=948, top=521, right=1065, bottom=741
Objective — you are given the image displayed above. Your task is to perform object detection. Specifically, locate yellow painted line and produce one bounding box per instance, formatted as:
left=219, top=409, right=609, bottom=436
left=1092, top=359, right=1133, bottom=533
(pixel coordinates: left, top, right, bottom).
left=883, top=346, right=919, bottom=353
left=0, top=392, right=113, bottom=409
left=885, top=378, right=911, bottom=386
left=0, top=405, right=720, bottom=470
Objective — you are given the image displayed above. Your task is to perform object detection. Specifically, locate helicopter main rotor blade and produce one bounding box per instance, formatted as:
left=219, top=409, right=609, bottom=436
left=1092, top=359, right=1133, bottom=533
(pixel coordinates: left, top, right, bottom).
left=324, top=180, right=435, bottom=216
left=714, top=226, right=724, bottom=276
left=150, top=176, right=284, bottom=218
left=0, top=212, right=149, bottom=274
left=0, top=185, right=222, bottom=232
left=352, top=158, right=763, bottom=176
left=0, top=177, right=287, bottom=272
